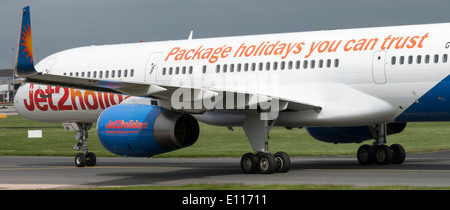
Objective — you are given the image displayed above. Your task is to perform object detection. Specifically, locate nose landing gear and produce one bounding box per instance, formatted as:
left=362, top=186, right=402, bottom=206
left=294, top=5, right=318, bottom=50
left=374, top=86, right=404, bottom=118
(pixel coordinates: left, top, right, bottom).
left=70, top=122, right=97, bottom=167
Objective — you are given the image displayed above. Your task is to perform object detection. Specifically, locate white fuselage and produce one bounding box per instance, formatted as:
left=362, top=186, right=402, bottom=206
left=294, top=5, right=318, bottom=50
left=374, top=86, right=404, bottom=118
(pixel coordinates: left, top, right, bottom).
left=14, top=23, right=450, bottom=126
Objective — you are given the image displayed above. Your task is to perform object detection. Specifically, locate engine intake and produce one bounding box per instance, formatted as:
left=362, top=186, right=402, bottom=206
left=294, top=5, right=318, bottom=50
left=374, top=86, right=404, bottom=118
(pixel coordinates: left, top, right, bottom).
left=97, top=104, right=199, bottom=157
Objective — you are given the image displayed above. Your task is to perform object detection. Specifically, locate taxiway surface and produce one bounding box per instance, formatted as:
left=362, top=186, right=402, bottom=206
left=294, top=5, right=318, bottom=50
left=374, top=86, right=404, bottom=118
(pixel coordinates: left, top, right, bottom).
left=1, top=151, right=450, bottom=189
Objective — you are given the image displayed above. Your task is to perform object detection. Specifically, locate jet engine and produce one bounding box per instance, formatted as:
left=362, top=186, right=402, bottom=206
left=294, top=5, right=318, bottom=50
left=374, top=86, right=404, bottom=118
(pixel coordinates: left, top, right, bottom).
left=306, top=123, right=407, bottom=144
left=97, top=104, right=199, bottom=157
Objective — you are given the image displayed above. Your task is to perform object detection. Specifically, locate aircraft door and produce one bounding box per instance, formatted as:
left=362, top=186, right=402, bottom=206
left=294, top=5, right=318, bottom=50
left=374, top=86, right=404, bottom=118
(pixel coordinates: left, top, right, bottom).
left=43, top=58, right=57, bottom=74
left=145, top=52, right=162, bottom=83
left=372, top=50, right=387, bottom=84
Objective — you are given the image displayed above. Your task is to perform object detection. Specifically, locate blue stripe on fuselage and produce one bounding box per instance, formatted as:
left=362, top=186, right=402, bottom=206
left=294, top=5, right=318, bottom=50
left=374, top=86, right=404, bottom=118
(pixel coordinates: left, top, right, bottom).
left=396, top=74, right=450, bottom=122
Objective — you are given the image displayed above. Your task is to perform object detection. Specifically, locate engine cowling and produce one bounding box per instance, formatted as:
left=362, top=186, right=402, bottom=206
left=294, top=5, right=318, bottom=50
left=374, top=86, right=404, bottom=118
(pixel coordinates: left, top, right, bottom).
left=97, top=104, right=199, bottom=157
left=306, top=123, right=407, bottom=144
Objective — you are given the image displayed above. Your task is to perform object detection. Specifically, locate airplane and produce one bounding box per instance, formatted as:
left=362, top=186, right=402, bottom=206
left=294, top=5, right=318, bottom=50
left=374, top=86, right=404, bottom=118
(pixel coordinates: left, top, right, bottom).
left=12, top=6, right=450, bottom=174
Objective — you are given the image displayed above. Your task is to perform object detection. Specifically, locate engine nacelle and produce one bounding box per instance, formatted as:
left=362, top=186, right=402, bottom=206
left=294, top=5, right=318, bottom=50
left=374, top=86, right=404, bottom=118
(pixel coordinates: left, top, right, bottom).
left=97, top=104, right=199, bottom=157
left=306, top=123, right=407, bottom=144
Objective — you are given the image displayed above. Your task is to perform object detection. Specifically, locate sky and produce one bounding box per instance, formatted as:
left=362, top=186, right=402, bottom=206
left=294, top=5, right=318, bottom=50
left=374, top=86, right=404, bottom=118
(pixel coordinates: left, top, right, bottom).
left=2, top=0, right=450, bottom=69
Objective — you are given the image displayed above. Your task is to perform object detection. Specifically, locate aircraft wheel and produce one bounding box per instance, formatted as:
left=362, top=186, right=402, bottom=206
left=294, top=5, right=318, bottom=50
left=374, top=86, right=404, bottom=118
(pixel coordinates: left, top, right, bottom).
left=257, top=153, right=277, bottom=174
left=374, top=145, right=393, bottom=165
left=357, top=144, right=375, bottom=165
left=390, top=144, right=406, bottom=164
left=274, top=151, right=291, bottom=173
left=75, top=153, right=86, bottom=167
left=241, top=153, right=258, bottom=174
left=86, top=152, right=97, bottom=166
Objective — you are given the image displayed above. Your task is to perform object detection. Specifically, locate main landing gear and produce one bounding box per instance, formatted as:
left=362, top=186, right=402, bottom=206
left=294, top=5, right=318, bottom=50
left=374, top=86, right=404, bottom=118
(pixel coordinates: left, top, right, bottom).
left=356, top=123, right=406, bottom=165
left=240, top=114, right=291, bottom=174
left=72, top=123, right=97, bottom=167
left=241, top=151, right=291, bottom=174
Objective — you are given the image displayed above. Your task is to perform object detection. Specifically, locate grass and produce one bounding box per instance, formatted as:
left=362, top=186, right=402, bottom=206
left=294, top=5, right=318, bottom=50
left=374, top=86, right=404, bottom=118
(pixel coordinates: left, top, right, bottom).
left=2, top=115, right=450, bottom=157
left=3, top=115, right=450, bottom=190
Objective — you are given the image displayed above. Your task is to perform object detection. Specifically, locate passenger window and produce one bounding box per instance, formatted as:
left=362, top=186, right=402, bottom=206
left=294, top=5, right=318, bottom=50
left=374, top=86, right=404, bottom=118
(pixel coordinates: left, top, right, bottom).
left=87, top=71, right=91, bottom=78
left=296, top=61, right=301, bottom=69
left=202, top=65, right=207, bottom=73
left=310, top=60, right=315, bottom=69
left=229, top=64, right=234, bottom=72
left=216, top=65, right=220, bottom=73
left=416, top=55, right=422, bottom=64
left=244, top=63, right=249, bottom=72
left=182, top=66, right=186, bottom=74
left=391, top=56, right=396, bottom=65
left=318, top=60, right=323, bottom=68
left=189, top=66, right=193, bottom=74
left=99, top=71, right=103, bottom=78
left=237, top=63, right=242, bottom=72
left=425, top=55, right=430, bottom=63
left=251, top=63, right=256, bottom=71
left=444, top=54, right=448, bottom=63
left=130, top=69, right=134, bottom=77
left=303, top=60, right=308, bottom=69
left=266, top=62, right=270, bottom=71
left=434, top=54, right=439, bottom=63
left=223, top=64, right=228, bottom=73
left=105, top=70, right=109, bottom=78
left=408, top=56, right=413, bottom=64
left=169, top=67, right=173, bottom=75
left=118, top=70, right=121, bottom=77
left=273, top=62, right=278, bottom=70
left=280, top=61, right=285, bottom=70
left=93, top=71, right=97, bottom=78
left=111, top=70, right=115, bottom=78
left=259, top=62, right=263, bottom=71
left=334, top=59, right=339, bottom=67
left=162, top=68, right=166, bottom=75
left=288, top=61, right=293, bottom=70
left=326, top=59, right=331, bottom=68
left=399, top=56, right=405, bottom=65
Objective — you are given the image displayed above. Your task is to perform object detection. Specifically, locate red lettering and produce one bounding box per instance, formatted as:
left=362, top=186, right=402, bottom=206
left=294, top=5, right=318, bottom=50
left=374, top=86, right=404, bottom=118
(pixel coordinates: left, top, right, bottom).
left=34, top=89, right=48, bottom=111
left=165, top=47, right=180, bottom=61
left=109, top=94, right=118, bottom=106
left=103, top=93, right=111, bottom=107
left=84, top=91, right=98, bottom=110
left=46, top=86, right=58, bottom=111
left=58, top=87, right=72, bottom=111
left=24, top=88, right=35, bottom=111
left=70, top=89, right=86, bottom=110
left=184, top=49, right=195, bottom=60
left=97, top=92, right=106, bottom=109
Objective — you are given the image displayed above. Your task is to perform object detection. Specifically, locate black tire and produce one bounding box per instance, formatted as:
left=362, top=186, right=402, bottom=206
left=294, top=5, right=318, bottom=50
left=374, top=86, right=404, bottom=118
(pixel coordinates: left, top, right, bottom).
left=357, top=144, right=375, bottom=165
left=390, top=144, right=406, bottom=164
left=241, top=153, right=258, bottom=174
left=257, top=153, right=277, bottom=174
left=75, top=153, right=86, bottom=167
left=274, top=151, right=291, bottom=173
left=374, top=145, right=393, bottom=165
left=86, top=152, right=97, bottom=166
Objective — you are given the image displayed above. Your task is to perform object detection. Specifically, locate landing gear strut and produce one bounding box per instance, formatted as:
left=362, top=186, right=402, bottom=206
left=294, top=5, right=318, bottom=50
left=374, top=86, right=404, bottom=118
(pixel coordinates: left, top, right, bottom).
left=72, top=123, right=96, bottom=167
left=240, top=114, right=291, bottom=174
left=357, top=123, right=406, bottom=165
